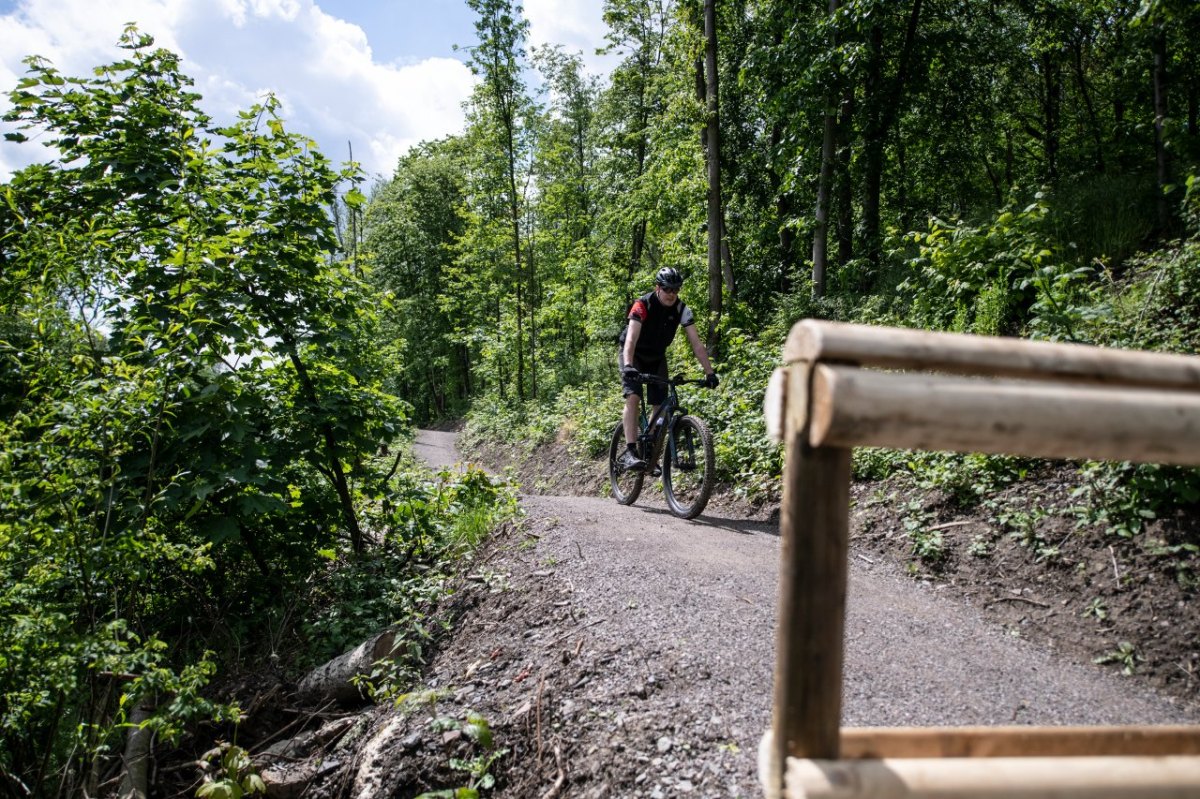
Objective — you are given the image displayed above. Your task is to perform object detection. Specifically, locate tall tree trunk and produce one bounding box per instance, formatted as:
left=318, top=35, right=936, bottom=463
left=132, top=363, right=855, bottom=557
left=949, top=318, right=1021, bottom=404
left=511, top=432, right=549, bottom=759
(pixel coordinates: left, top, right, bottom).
left=506, top=118, right=526, bottom=401
left=703, top=0, right=724, bottom=348
left=1070, top=34, right=1106, bottom=173
left=528, top=210, right=538, bottom=399
left=631, top=78, right=650, bottom=277
left=835, top=89, right=854, bottom=266
left=770, top=121, right=796, bottom=292
left=861, top=0, right=922, bottom=268
left=515, top=279, right=525, bottom=400
left=862, top=22, right=884, bottom=267
left=812, top=0, right=840, bottom=299
left=1152, top=21, right=1170, bottom=232
left=1041, top=49, right=1061, bottom=181
left=495, top=297, right=506, bottom=400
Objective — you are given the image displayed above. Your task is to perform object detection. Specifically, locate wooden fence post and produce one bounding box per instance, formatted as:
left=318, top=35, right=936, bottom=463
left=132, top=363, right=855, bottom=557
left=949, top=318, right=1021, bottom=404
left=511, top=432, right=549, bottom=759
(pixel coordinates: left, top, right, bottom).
left=770, top=364, right=852, bottom=794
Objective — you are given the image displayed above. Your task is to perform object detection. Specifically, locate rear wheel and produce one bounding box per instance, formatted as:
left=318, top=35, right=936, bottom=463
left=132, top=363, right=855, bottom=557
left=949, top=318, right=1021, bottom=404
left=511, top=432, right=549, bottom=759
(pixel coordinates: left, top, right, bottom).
left=662, top=415, right=714, bottom=519
left=608, top=422, right=644, bottom=505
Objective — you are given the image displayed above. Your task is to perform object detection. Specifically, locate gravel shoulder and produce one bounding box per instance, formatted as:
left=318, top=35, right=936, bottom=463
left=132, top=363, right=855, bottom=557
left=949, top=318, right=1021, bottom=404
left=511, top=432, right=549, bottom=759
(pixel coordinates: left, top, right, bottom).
left=320, top=430, right=1198, bottom=799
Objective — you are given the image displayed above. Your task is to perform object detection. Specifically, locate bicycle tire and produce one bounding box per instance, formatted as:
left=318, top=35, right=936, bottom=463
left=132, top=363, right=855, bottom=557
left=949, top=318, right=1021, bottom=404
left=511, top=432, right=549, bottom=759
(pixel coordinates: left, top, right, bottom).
left=662, top=415, right=714, bottom=519
left=608, top=422, right=644, bottom=505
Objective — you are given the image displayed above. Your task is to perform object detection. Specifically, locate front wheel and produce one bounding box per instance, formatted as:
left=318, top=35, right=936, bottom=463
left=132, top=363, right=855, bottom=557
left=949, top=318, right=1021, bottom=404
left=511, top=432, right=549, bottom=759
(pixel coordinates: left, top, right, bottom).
left=662, top=415, right=714, bottom=519
left=608, top=422, right=644, bottom=505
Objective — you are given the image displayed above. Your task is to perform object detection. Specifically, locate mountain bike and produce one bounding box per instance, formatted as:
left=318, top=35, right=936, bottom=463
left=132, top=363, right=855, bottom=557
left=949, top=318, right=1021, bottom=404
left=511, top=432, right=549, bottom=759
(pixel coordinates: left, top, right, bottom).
left=608, top=373, right=715, bottom=519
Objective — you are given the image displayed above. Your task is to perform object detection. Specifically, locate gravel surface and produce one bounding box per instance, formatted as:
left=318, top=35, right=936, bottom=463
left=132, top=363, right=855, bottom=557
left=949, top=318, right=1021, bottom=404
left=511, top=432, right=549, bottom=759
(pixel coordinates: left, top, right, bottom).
left=295, top=431, right=1198, bottom=798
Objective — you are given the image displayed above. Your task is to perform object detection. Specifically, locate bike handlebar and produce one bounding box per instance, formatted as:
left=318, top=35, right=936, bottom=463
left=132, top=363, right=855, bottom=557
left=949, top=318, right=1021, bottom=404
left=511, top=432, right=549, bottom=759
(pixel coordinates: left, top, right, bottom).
left=633, top=372, right=708, bottom=387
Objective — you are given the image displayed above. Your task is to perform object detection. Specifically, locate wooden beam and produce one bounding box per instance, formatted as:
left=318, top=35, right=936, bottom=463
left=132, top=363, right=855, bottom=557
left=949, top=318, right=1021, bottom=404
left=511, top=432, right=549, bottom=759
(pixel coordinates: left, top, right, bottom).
left=771, top=368, right=852, bottom=790
left=810, top=365, right=1200, bottom=467
left=785, top=320, right=1200, bottom=390
left=840, top=726, right=1200, bottom=759
left=785, top=755, right=1200, bottom=798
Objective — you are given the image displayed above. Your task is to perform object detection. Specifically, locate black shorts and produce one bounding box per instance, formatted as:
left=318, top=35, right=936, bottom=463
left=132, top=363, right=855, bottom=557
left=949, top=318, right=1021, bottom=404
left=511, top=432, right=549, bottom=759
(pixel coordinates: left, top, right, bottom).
left=619, top=354, right=668, bottom=406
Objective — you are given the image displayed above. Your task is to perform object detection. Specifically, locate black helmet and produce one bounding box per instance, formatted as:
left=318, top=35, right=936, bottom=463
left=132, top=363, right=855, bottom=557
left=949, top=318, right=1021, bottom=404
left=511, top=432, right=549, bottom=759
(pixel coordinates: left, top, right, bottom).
left=655, top=267, right=684, bottom=290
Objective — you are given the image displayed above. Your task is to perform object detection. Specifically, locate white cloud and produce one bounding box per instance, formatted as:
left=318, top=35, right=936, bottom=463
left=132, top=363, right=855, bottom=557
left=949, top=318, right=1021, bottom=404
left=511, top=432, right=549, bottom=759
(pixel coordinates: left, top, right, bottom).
left=524, top=0, right=617, bottom=77
left=0, top=0, right=476, bottom=181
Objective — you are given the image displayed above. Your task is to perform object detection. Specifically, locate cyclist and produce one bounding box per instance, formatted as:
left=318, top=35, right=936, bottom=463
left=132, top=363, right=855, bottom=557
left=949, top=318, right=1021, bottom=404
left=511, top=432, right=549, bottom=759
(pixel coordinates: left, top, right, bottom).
left=617, top=267, right=718, bottom=472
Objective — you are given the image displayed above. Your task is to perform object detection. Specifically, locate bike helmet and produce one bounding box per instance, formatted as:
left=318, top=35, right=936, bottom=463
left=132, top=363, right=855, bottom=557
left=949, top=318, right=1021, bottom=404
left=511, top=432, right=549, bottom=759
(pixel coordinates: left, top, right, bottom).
left=654, top=267, right=684, bottom=290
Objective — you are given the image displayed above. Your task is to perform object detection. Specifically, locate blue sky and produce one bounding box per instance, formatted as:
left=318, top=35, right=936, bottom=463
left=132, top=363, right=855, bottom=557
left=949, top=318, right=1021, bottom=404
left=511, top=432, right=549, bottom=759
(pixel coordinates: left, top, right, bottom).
left=0, top=0, right=615, bottom=182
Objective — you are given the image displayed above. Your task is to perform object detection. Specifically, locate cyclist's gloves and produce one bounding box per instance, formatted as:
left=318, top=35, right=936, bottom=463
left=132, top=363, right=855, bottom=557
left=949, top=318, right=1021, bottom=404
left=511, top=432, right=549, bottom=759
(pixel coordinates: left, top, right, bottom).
left=622, top=364, right=642, bottom=382
left=704, top=371, right=719, bottom=389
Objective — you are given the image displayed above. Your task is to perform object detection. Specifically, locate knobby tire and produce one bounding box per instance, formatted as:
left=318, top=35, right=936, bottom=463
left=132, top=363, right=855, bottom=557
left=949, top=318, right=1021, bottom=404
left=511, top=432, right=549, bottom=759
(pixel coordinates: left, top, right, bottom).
left=608, top=422, right=644, bottom=505
left=662, top=415, right=714, bottom=519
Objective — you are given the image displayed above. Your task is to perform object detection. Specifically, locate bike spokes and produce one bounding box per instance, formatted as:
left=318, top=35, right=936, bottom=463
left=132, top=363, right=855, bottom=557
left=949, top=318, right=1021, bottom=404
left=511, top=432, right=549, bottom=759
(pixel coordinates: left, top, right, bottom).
left=608, top=422, right=644, bottom=505
left=662, top=415, right=714, bottom=519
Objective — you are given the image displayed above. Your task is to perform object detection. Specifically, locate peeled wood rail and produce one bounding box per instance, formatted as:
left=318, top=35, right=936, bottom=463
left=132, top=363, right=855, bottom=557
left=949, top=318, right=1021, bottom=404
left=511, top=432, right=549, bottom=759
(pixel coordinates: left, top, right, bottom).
left=761, top=320, right=1200, bottom=799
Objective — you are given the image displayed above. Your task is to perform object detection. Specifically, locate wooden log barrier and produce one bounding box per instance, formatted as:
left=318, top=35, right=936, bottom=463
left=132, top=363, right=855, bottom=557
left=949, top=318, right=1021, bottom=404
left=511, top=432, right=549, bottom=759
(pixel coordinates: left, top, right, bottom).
left=810, top=365, right=1200, bottom=465
left=785, top=756, right=1200, bottom=799
left=764, top=320, right=1200, bottom=799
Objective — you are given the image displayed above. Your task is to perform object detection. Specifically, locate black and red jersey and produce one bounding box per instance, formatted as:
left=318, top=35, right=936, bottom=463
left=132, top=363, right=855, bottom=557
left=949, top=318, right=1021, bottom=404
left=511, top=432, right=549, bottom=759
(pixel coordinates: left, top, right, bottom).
left=618, top=290, right=695, bottom=360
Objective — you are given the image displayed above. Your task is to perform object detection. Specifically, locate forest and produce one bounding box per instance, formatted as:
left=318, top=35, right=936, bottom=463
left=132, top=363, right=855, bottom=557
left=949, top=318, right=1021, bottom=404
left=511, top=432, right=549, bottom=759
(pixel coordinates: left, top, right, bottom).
left=1, top=0, right=1199, bottom=796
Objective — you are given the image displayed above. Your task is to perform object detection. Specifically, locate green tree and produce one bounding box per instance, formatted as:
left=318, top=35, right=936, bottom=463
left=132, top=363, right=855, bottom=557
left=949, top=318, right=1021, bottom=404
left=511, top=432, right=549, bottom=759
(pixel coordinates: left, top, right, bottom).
left=463, top=0, right=538, bottom=400
left=1, top=29, right=402, bottom=794
left=365, top=137, right=472, bottom=423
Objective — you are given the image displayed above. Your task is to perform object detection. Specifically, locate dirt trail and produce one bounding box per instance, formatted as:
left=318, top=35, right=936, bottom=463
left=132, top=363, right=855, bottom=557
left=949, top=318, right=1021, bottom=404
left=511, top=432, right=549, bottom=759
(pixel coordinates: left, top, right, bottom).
left=379, top=431, right=1199, bottom=798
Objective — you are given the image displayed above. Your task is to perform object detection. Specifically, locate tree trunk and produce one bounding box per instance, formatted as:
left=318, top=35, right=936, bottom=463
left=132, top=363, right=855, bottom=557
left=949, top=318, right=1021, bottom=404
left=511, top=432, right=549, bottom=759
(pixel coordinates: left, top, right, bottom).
left=515, top=280, right=525, bottom=400
left=860, top=0, right=922, bottom=268
left=262, top=310, right=364, bottom=552
left=118, top=699, right=154, bottom=799
left=703, top=0, right=724, bottom=348
left=1070, top=34, right=1106, bottom=173
left=862, top=22, right=884, bottom=267
left=1152, top=21, right=1170, bottom=232
left=297, top=631, right=398, bottom=706
left=836, top=89, right=854, bottom=266
left=1041, top=49, right=1061, bottom=181
left=770, top=121, right=796, bottom=293
left=528, top=210, right=538, bottom=399
left=812, top=0, right=840, bottom=299
left=506, top=117, right=526, bottom=401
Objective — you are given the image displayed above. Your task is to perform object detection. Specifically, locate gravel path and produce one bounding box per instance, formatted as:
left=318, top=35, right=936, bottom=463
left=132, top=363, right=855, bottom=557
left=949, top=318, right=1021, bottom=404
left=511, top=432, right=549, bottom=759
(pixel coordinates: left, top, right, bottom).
left=407, top=430, right=1198, bottom=797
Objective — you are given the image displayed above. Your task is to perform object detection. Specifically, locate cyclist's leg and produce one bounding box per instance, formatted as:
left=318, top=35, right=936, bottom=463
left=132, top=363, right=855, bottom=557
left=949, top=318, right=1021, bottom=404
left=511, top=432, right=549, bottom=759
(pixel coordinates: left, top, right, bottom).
left=622, top=393, right=641, bottom=447
left=619, top=351, right=643, bottom=448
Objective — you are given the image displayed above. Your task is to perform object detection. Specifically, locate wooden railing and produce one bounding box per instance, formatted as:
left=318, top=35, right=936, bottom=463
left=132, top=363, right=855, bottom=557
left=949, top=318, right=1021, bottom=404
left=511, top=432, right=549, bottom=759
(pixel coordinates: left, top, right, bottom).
left=761, top=319, right=1200, bottom=799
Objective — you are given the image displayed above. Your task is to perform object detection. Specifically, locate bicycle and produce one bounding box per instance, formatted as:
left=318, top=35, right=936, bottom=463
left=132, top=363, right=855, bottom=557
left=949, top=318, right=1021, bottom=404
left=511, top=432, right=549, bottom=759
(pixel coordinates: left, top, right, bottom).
left=607, top=372, right=715, bottom=519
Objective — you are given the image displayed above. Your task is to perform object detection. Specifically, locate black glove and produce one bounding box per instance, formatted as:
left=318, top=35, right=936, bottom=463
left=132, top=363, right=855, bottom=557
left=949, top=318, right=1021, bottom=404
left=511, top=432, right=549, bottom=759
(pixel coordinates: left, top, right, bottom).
left=622, top=364, right=642, bottom=382
left=704, top=371, right=719, bottom=389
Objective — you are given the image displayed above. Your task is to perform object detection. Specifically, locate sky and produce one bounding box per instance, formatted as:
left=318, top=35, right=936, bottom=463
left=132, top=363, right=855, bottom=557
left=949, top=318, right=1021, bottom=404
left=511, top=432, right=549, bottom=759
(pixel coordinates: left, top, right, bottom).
left=0, top=0, right=617, bottom=183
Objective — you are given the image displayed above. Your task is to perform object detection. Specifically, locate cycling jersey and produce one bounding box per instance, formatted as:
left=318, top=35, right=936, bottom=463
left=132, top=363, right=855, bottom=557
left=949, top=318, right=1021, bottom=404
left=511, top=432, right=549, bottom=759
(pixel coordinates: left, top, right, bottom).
left=618, top=290, right=695, bottom=360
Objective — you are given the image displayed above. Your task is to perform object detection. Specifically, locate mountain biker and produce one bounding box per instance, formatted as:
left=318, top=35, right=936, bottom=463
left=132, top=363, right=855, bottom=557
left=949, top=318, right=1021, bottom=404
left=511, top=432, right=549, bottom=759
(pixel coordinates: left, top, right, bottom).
left=617, top=267, right=718, bottom=472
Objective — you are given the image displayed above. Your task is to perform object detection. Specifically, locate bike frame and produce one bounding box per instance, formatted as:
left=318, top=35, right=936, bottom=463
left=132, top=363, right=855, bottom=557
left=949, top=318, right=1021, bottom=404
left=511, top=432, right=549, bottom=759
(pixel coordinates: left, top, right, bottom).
left=635, top=373, right=701, bottom=467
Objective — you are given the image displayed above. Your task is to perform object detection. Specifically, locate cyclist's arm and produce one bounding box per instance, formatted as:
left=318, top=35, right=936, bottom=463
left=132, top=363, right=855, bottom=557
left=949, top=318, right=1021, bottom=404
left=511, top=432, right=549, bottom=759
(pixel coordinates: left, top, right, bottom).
left=684, top=324, right=714, bottom=376
left=623, top=319, right=643, bottom=367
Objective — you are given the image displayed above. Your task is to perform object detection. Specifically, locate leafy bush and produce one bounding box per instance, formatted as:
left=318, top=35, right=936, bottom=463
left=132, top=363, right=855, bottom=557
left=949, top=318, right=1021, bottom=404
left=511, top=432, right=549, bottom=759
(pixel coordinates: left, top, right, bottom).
left=302, top=459, right=519, bottom=677
left=900, top=192, right=1099, bottom=341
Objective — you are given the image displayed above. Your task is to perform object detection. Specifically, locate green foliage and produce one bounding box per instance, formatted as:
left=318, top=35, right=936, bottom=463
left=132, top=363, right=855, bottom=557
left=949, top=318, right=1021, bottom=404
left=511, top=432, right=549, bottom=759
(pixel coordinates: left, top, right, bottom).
left=0, top=30, right=408, bottom=794
left=899, top=500, right=944, bottom=566
left=1082, top=598, right=1109, bottom=621
left=693, top=329, right=784, bottom=502
left=305, top=461, right=519, bottom=679
left=900, top=194, right=1099, bottom=341
left=1094, top=641, right=1141, bottom=676
left=1070, top=461, right=1200, bottom=540
left=417, top=712, right=508, bottom=798
left=197, top=744, right=265, bottom=799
